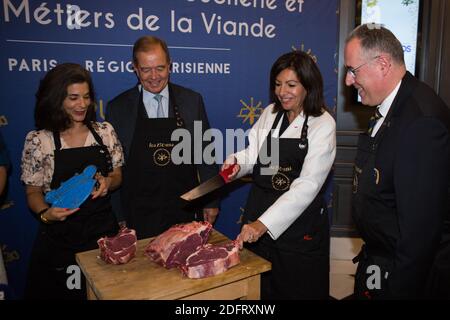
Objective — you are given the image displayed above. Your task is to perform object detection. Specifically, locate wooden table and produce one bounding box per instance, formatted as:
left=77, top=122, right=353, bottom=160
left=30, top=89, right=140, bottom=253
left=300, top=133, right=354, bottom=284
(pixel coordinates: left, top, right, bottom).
left=75, top=230, right=271, bottom=300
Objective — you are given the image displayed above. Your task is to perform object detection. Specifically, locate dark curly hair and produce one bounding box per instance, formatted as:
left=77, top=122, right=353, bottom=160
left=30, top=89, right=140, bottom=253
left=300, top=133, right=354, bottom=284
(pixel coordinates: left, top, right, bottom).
left=270, top=51, right=325, bottom=117
left=34, top=63, right=96, bottom=131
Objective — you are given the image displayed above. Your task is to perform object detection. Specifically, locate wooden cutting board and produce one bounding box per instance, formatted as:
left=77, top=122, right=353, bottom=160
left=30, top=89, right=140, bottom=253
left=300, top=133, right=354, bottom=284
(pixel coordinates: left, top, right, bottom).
left=75, top=229, right=271, bottom=300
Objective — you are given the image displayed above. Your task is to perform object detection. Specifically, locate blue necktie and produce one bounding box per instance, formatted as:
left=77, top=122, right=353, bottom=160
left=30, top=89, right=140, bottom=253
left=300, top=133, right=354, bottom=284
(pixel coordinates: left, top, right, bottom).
left=154, top=94, right=164, bottom=118
left=367, top=107, right=382, bottom=135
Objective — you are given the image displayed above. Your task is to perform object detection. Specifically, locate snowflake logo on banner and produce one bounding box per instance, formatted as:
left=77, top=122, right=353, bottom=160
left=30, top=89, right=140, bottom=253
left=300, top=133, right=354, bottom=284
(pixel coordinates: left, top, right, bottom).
left=291, top=43, right=318, bottom=63
left=237, top=97, right=264, bottom=125
left=96, top=99, right=105, bottom=121
left=0, top=200, right=14, bottom=210
left=0, top=116, right=8, bottom=127
left=402, top=0, right=414, bottom=6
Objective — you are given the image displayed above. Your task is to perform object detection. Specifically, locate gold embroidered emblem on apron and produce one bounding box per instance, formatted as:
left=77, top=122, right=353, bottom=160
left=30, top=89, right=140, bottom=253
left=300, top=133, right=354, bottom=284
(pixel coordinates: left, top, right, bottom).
left=153, top=148, right=171, bottom=166
left=271, top=172, right=290, bottom=191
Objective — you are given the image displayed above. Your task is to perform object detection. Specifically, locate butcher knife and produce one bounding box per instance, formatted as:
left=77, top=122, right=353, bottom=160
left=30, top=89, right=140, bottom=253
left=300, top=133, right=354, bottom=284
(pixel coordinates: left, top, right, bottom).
left=180, top=164, right=237, bottom=201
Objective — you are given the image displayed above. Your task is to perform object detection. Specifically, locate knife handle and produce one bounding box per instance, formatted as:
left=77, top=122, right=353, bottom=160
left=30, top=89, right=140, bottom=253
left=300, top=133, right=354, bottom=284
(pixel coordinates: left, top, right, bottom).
left=219, top=164, right=236, bottom=183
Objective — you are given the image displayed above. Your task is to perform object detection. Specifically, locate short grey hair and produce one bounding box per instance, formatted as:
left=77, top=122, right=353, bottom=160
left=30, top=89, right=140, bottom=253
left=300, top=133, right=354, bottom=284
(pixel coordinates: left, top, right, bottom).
left=346, top=23, right=405, bottom=65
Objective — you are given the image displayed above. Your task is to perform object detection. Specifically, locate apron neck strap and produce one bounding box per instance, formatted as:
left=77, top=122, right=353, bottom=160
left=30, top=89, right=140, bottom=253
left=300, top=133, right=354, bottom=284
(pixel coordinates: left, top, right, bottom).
left=53, top=123, right=106, bottom=149
left=168, top=84, right=184, bottom=128
left=139, top=85, right=185, bottom=128
left=271, top=110, right=285, bottom=131
left=86, top=123, right=113, bottom=175
left=300, top=115, right=309, bottom=140
left=86, top=122, right=107, bottom=147
left=53, top=131, right=62, bottom=150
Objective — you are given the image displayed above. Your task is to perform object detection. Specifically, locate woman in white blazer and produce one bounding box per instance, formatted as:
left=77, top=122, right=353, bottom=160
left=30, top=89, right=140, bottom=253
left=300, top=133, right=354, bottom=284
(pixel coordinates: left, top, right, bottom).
left=223, top=51, right=336, bottom=299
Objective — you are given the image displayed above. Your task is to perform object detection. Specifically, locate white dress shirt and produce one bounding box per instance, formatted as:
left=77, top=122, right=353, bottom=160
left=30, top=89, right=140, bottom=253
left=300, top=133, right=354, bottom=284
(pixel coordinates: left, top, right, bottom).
left=371, top=80, right=402, bottom=137
left=141, top=85, right=169, bottom=118
left=229, top=104, right=336, bottom=240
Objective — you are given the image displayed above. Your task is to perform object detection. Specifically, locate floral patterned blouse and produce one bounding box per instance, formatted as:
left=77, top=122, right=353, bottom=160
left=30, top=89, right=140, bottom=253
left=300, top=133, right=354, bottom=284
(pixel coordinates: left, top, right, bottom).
left=21, top=121, right=124, bottom=193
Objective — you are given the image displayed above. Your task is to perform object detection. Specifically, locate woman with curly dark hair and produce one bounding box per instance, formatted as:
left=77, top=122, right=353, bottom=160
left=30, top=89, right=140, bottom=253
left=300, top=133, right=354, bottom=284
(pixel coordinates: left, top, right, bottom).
left=21, top=63, right=124, bottom=299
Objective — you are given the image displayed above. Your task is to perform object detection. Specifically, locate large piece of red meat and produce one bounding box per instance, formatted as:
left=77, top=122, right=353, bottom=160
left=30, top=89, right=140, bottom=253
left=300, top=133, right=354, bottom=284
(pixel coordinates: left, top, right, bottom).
left=145, top=221, right=212, bottom=268
left=179, top=241, right=240, bottom=279
left=97, top=227, right=137, bottom=265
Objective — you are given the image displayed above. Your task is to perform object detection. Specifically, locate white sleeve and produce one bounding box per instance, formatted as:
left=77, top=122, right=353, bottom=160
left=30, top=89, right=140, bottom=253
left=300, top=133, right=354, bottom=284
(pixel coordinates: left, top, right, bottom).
left=229, top=105, right=275, bottom=178
left=258, top=113, right=336, bottom=240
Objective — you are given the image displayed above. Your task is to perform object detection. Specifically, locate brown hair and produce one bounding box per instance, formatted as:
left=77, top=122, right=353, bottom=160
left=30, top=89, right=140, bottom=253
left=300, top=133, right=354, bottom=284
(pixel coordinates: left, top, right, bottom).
left=132, top=36, right=170, bottom=65
left=35, top=63, right=96, bottom=132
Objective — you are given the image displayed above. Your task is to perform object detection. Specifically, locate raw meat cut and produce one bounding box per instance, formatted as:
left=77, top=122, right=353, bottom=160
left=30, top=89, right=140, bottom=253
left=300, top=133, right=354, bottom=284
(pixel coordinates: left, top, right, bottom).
left=145, top=221, right=212, bottom=268
left=97, top=227, right=137, bottom=264
left=180, top=241, right=240, bottom=279
left=145, top=221, right=241, bottom=278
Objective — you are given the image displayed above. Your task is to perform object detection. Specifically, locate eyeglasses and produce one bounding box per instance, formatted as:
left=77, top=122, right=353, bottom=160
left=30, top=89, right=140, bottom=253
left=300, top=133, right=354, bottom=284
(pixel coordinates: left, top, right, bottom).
left=346, top=56, right=380, bottom=78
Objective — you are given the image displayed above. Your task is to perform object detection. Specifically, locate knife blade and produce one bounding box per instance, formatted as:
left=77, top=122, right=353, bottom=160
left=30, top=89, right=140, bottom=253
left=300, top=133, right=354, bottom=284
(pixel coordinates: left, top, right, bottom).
left=180, top=164, right=236, bottom=201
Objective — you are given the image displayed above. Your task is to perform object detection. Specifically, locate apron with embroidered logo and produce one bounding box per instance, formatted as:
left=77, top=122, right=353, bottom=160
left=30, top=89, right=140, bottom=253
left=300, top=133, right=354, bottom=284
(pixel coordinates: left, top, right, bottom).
left=244, top=111, right=329, bottom=300
left=124, top=89, right=199, bottom=239
left=25, top=124, right=118, bottom=300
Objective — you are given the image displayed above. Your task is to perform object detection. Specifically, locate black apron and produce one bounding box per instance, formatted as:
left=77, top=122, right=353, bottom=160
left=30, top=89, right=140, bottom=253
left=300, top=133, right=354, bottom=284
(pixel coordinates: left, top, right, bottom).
left=243, top=111, right=329, bottom=300
left=124, top=89, right=199, bottom=239
left=353, top=110, right=450, bottom=300
left=25, top=124, right=118, bottom=300
left=352, top=108, right=401, bottom=299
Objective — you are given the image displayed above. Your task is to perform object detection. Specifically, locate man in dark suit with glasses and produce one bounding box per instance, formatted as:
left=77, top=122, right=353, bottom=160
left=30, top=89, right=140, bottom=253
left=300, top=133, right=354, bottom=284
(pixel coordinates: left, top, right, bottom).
left=345, top=23, right=450, bottom=299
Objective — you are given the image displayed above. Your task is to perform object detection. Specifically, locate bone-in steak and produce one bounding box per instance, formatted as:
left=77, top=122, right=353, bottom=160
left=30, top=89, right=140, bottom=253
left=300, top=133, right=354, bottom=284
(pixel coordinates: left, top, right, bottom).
left=97, top=227, right=137, bottom=265
left=145, top=221, right=212, bottom=268
left=180, top=241, right=240, bottom=279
